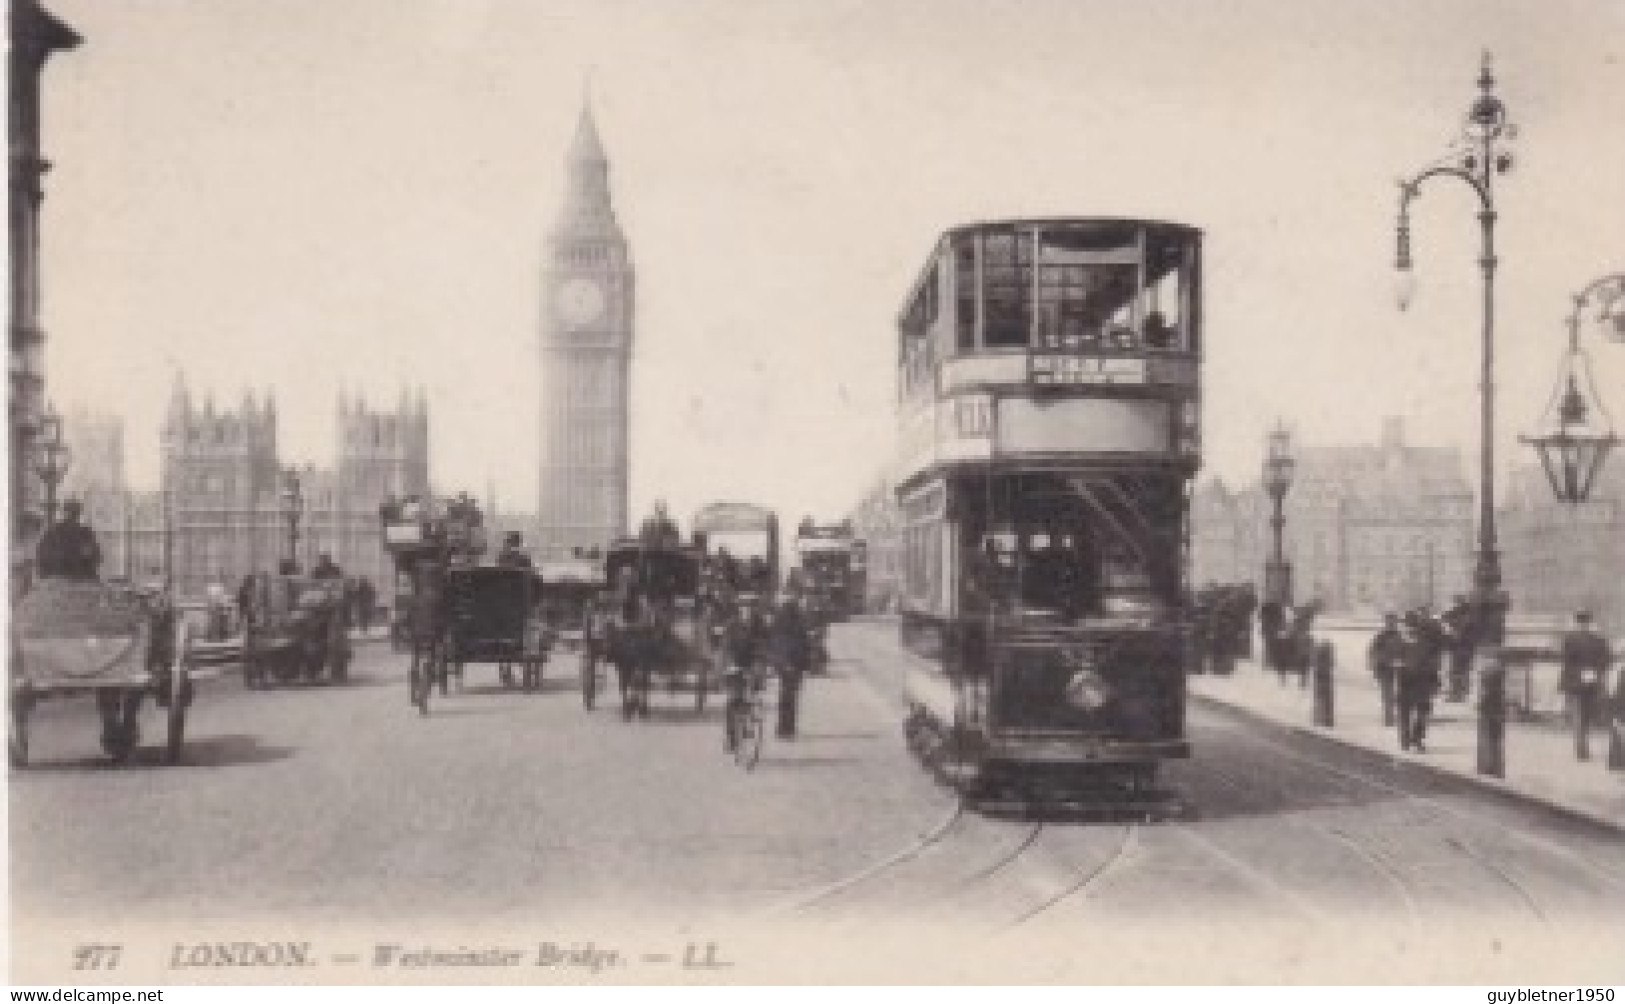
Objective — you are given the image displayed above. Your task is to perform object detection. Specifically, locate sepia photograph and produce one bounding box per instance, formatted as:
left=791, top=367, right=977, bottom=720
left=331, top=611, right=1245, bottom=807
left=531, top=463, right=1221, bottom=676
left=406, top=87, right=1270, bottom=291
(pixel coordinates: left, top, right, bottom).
left=6, top=0, right=1624, bottom=988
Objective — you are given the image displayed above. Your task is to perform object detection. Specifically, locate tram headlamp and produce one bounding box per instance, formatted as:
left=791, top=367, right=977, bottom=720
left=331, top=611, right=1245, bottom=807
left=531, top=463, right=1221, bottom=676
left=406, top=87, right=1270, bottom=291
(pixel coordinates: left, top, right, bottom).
left=1064, top=668, right=1112, bottom=712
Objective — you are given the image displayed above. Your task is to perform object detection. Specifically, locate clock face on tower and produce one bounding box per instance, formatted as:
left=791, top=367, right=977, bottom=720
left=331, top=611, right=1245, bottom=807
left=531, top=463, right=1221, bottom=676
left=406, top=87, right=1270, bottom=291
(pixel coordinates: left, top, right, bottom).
left=557, top=277, right=607, bottom=327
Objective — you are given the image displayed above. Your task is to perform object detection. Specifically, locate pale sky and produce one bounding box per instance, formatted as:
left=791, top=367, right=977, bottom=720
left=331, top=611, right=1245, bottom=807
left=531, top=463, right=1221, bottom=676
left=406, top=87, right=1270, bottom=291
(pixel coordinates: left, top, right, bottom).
left=37, top=0, right=1625, bottom=527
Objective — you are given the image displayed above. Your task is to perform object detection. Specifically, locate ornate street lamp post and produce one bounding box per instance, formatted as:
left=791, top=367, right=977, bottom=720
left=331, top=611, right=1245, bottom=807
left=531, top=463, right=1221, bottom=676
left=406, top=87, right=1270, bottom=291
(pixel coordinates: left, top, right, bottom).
left=1261, top=422, right=1296, bottom=609
left=33, top=402, right=71, bottom=527
left=1522, top=272, right=1624, bottom=504
left=281, top=468, right=305, bottom=569
left=1392, top=52, right=1516, bottom=777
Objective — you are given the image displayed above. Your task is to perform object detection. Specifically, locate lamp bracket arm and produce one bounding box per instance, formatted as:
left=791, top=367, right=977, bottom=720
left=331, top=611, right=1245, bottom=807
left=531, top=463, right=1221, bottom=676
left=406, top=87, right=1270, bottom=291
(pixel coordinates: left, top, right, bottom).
left=1400, top=165, right=1490, bottom=213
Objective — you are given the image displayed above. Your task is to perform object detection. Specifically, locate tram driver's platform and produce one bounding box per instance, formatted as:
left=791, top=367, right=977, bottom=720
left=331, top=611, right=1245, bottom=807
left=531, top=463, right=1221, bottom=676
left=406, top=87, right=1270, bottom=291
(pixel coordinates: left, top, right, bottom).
left=1187, top=657, right=1625, bottom=834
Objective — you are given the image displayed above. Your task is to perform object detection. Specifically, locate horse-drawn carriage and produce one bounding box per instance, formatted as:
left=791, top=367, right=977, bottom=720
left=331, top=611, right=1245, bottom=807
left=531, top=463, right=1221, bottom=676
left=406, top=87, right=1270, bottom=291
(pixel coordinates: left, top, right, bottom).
left=443, top=565, right=551, bottom=692
left=241, top=574, right=352, bottom=687
left=9, top=578, right=200, bottom=766
left=595, top=536, right=714, bottom=720
left=536, top=557, right=608, bottom=708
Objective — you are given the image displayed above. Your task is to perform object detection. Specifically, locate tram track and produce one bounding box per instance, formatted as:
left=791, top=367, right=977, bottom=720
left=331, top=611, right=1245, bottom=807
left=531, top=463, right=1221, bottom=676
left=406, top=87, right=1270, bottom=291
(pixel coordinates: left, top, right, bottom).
left=769, top=798, right=966, bottom=915
left=1001, top=823, right=1141, bottom=929
left=1186, top=729, right=1591, bottom=922
left=1218, top=720, right=1625, bottom=894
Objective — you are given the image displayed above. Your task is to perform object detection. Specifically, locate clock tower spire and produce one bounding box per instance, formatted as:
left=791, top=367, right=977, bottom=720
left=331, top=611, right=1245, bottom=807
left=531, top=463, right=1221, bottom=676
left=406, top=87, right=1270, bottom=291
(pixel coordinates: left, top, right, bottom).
left=538, top=89, right=634, bottom=558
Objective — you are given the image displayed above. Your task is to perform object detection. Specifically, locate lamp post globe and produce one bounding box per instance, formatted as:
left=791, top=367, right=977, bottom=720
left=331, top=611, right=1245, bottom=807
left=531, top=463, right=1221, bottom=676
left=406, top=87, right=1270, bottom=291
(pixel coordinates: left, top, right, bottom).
left=1522, top=272, right=1625, bottom=505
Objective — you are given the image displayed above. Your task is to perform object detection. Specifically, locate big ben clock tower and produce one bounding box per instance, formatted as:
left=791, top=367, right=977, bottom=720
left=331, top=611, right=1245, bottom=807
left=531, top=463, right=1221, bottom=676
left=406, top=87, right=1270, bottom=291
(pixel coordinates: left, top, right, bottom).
left=538, top=98, right=634, bottom=558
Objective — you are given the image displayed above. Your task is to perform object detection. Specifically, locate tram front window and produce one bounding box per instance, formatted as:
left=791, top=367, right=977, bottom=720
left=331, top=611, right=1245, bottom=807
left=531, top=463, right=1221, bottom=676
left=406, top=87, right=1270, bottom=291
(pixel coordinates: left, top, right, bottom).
left=966, top=526, right=1099, bottom=623
left=961, top=475, right=1181, bottom=624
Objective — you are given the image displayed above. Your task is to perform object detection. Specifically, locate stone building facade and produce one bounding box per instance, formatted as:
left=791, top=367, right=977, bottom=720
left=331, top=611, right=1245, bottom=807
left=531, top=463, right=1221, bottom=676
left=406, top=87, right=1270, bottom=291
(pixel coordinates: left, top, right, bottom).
left=1191, top=418, right=1475, bottom=614
left=1500, top=460, right=1625, bottom=633
left=66, top=383, right=429, bottom=599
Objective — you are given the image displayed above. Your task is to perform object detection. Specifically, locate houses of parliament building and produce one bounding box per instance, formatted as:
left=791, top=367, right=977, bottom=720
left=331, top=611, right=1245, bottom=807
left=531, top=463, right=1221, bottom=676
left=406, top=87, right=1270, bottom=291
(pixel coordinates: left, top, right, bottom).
left=65, top=381, right=428, bottom=599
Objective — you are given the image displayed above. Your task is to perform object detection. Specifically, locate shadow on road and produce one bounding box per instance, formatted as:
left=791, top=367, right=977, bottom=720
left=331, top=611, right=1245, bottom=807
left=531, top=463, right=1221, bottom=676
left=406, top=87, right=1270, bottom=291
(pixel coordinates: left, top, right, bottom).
left=13, top=734, right=295, bottom=773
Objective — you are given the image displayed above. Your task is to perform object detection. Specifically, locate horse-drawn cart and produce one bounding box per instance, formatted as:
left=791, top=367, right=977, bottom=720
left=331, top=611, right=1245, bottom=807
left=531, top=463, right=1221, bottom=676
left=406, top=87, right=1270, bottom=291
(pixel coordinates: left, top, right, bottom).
left=443, top=565, right=550, bottom=692
left=599, top=538, right=714, bottom=720
left=9, top=579, right=200, bottom=767
left=536, top=558, right=608, bottom=709
left=241, top=574, right=351, bottom=688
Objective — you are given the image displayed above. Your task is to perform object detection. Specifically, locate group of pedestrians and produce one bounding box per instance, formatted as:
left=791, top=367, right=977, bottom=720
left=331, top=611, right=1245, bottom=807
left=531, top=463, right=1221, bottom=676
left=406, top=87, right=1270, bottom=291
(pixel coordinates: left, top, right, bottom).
left=1365, top=610, right=1444, bottom=752
left=1367, top=605, right=1620, bottom=760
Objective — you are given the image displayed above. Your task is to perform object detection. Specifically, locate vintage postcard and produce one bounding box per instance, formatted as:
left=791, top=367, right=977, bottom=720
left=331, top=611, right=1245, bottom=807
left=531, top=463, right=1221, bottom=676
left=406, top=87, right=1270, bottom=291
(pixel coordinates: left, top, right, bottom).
left=6, top=0, right=1624, bottom=988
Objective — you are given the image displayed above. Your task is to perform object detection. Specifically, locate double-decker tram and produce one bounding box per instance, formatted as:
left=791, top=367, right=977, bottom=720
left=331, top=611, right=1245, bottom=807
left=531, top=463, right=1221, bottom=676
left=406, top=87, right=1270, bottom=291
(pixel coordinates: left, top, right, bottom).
left=893, top=217, right=1201, bottom=811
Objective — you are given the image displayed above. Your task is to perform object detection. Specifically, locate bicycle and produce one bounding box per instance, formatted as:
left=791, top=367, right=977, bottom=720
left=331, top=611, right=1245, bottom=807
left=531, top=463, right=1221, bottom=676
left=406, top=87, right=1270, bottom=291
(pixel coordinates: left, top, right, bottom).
left=724, top=664, right=766, bottom=770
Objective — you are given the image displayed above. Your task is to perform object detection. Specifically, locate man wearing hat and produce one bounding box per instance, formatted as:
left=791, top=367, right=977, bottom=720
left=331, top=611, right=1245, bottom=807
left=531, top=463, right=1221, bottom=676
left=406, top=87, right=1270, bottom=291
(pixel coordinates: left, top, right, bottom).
left=496, top=531, right=534, bottom=570
left=1395, top=611, right=1438, bottom=752
left=1367, top=612, right=1406, bottom=727
left=35, top=499, right=101, bottom=581
left=1560, top=610, right=1614, bottom=761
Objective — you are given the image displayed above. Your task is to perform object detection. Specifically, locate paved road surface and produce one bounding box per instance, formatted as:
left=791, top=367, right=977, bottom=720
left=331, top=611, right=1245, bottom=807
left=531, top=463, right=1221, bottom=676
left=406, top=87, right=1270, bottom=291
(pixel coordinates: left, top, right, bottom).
left=10, top=620, right=1623, bottom=983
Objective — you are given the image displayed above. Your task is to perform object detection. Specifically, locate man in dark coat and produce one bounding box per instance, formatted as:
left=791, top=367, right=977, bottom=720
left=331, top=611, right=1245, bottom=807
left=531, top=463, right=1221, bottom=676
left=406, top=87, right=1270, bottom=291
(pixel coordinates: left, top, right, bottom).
left=1367, top=612, right=1406, bottom=727
left=1441, top=594, right=1475, bottom=702
left=35, top=500, right=101, bottom=580
left=496, top=532, right=534, bottom=570
left=1396, top=612, right=1439, bottom=752
left=1560, top=610, right=1614, bottom=761
left=312, top=552, right=343, bottom=581
left=769, top=576, right=814, bottom=739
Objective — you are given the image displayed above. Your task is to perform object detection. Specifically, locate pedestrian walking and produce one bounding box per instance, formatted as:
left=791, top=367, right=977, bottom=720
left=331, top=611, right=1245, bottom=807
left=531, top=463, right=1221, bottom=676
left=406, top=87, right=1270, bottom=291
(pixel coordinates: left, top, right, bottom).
left=769, top=576, right=815, bottom=740
left=1396, top=612, right=1439, bottom=753
left=1368, top=612, right=1406, bottom=727
left=1441, top=594, right=1475, bottom=702
left=1559, top=610, right=1614, bottom=761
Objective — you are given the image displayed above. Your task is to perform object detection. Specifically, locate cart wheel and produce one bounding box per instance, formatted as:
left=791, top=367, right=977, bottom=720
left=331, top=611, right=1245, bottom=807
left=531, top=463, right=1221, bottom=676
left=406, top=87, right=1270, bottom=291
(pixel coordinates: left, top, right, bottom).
left=581, top=651, right=598, bottom=710
left=9, top=686, right=32, bottom=769
left=165, top=620, right=192, bottom=764
left=102, top=700, right=139, bottom=765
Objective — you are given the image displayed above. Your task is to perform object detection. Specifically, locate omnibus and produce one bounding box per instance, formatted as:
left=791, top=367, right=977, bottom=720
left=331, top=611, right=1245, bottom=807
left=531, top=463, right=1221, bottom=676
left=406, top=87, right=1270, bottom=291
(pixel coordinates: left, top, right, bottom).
left=792, top=518, right=863, bottom=621
left=892, top=217, right=1200, bottom=806
left=691, top=502, right=780, bottom=599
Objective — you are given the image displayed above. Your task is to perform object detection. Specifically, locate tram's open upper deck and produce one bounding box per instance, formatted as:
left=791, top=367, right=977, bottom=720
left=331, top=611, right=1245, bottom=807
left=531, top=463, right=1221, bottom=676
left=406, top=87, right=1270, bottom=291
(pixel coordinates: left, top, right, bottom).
left=893, top=218, right=1203, bottom=486
left=898, top=217, right=1201, bottom=361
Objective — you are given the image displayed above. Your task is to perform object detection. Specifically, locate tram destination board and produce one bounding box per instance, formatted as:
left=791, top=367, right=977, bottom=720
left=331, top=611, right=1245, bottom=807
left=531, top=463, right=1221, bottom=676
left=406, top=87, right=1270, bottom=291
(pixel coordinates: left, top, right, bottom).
left=1030, top=354, right=1146, bottom=385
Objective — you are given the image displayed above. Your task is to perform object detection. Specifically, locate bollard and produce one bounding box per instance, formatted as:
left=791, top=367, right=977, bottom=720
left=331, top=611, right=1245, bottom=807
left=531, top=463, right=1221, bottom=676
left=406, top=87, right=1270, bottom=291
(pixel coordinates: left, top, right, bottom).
left=1311, top=640, right=1334, bottom=728
left=1476, top=654, right=1507, bottom=778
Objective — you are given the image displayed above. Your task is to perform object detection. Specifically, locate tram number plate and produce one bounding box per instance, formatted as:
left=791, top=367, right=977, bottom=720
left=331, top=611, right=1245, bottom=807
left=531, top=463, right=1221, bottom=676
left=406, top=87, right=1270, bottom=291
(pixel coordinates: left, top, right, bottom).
left=1031, top=355, right=1146, bottom=385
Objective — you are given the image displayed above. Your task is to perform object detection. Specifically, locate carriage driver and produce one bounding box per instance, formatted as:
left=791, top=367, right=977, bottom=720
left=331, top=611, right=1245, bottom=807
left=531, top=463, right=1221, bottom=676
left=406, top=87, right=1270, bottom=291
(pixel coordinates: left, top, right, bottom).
left=496, top=531, right=534, bottom=570
left=35, top=499, right=101, bottom=581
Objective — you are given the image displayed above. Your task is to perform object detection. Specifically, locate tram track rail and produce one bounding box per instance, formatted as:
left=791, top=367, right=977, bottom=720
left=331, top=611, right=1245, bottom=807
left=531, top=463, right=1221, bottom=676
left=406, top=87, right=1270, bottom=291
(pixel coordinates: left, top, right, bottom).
left=1187, top=730, right=1588, bottom=922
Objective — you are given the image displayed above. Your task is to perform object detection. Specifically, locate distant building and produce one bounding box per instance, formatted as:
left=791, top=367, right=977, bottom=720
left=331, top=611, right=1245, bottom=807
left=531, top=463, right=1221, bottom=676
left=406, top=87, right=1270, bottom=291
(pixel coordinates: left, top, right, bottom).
left=1192, top=418, right=1475, bottom=613
left=1500, top=460, right=1625, bottom=633
left=8, top=0, right=80, bottom=565
left=72, top=378, right=433, bottom=599
left=845, top=473, right=904, bottom=612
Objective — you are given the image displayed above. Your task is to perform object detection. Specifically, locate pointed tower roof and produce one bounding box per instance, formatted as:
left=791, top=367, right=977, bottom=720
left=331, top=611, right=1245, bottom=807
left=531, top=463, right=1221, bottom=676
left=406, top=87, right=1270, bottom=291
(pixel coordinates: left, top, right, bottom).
left=165, top=371, right=191, bottom=429
left=569, top=97, right=607, bottom=165
left=550, top=85, right=622, bottom=242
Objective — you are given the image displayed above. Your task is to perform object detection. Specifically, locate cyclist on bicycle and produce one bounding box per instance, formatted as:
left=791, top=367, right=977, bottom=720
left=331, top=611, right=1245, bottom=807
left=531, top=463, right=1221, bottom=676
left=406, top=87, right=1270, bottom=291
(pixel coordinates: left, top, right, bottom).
left=720, top=593, right=768, bottom=753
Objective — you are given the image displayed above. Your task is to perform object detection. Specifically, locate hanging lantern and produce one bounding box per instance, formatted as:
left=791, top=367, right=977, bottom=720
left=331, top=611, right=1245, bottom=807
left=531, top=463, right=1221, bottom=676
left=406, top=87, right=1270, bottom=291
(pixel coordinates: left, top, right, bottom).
left=1522, top=350, right=1618, bottom=504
